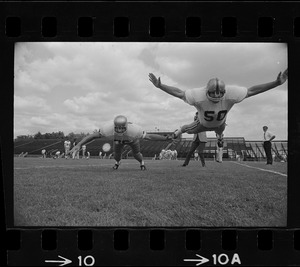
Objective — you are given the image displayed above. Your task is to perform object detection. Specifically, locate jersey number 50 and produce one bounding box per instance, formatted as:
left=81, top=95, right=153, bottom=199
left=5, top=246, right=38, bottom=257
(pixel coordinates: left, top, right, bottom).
left=204, top=110, right=228, bottom=121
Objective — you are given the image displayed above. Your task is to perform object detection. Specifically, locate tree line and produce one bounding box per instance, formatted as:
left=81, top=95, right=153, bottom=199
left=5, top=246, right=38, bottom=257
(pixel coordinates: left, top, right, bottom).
left=15, top=131, right=90, bottom=141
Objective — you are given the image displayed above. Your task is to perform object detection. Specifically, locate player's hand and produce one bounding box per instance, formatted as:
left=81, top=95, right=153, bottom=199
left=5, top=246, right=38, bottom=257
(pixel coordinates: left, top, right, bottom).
left=165, top=134, right=173, bottom=141
left=149, top=73, right=161, bottom=88
left=276, top=69, right=288, bottom=85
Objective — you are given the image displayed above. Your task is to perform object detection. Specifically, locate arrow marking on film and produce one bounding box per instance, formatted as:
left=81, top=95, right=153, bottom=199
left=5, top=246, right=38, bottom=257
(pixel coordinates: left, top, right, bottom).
left=45, top=255, right=72, bottom=266
left=184, top=254, right=209, bottom=266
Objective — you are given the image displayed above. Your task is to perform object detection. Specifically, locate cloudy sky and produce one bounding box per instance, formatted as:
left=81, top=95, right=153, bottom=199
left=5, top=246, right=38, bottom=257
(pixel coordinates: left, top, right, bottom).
left=14, top=42, right=287, bottom=140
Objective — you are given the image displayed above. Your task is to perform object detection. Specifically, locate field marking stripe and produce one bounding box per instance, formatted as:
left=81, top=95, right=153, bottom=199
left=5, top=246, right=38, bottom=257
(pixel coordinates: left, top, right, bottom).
left=14, top=162, right=139, bottom=170
left=231, top=162, right=287, bottom=177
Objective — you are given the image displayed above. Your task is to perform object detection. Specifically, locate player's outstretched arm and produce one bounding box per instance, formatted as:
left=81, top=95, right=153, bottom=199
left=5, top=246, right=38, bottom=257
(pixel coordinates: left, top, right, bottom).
left=77, top=132, right=102, bottom=146
left=144, top=133, right=173, bottom=141
left=69, top=132, right=102, bottom=154
left=148, top=73, right=186, bottom=99
left=246, top=69, right=288, bottom=98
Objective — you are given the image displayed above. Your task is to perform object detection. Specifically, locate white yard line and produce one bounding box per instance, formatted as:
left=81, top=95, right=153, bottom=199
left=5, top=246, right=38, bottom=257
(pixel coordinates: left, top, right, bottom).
left=14, top=162, right=138, bottom=170
left=231, top=162, right=287, bottom=177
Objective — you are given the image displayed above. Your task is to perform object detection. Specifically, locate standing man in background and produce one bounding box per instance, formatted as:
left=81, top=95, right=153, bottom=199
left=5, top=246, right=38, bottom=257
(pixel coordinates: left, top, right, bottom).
left=64, top=139, right=71, bottom=159
left=263, top=126, right=276, bottom=165
left=41, top=149, right=46, bottom=158
left=82, top=145, right=87, bottom=158
left=216, top=135, right=224, bottom=163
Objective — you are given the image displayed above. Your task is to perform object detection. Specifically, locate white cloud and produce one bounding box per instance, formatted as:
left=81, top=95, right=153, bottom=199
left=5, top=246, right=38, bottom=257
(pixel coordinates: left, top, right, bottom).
left=30, top=116, right=50, bottom=126
left=13, top=42, right=288, bottom=140
left=14, top=95, right=51, bottom=112
left=63, top=92, right=103, bottom=113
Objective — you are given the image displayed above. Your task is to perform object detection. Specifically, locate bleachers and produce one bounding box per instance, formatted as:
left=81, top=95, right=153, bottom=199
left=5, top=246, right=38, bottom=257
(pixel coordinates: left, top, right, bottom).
left=14, top=139, right=64, bottom=155
left=14, top=137, right=288, bottom=160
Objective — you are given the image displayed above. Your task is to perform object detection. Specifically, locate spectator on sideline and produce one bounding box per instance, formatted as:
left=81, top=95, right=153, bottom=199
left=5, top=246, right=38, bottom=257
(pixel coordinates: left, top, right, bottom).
left=41, top=149, right=46, bottom=158
left=263, top=126, right=276, bottom=165
left=64, top=139, right=71, bottom=158
left=82, top=145, right=87, bottom=158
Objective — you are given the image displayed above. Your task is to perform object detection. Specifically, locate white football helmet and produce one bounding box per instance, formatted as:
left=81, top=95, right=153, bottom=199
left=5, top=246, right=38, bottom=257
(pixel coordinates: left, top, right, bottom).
left=206, top=78, right=226, bottom=103
left=114, top=115, right=128, bottom=135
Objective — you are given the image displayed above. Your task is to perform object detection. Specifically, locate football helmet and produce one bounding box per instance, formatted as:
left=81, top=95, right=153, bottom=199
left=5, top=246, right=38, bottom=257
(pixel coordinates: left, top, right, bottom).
left=206, top=78, right=226, bottom=103
left=114, top=115, right=128, bottom=134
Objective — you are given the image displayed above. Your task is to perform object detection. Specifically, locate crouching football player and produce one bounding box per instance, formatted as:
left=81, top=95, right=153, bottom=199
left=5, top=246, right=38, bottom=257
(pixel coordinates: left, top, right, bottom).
left=68, top=115, right=173, bottom=170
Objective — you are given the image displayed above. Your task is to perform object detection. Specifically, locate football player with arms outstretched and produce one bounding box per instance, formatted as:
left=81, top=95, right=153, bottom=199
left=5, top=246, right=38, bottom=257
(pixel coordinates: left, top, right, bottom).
left=149, top=69, right=288, bottom=162
left=68, top=115, right=173, bottom=170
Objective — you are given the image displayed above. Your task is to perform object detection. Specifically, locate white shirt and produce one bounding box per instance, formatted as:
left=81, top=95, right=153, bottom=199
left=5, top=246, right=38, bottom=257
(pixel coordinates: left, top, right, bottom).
left=64, top=141, right=71, bottom=148
left=184, top=85, right=248, bottom=128
left=264, top=131, right=275, bottom=142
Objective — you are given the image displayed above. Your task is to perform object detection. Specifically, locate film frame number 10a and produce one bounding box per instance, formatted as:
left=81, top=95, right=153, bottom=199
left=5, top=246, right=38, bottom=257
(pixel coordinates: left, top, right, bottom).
left=2, top=1, right=300, bottom=266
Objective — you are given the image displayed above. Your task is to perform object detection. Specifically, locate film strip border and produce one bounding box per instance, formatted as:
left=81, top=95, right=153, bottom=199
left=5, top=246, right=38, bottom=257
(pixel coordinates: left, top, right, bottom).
left=2, top=1, right=300, bottom=266
left=6, top=228, right=300, bottom=265
left=3, top=15, right=300, bottom=39
left=0, top=2, right=300, bottom=40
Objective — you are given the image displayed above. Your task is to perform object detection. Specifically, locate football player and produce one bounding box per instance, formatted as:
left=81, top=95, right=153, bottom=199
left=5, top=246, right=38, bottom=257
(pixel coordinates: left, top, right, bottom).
left=64, top=139, right=71, bottom=158
left=41, top=149, right=46, bottom=158
left=216, top=136, right=224, bottom=163
left=82, top=145, right=86, bottom=158
left=149, top=69, right=288, bottom=162
left=68, top=115, right=173, bottom=170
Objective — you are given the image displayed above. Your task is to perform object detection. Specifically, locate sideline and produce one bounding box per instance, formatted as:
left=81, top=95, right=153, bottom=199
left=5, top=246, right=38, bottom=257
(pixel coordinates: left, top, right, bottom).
left=230, top=162, right=287, bottom=177
left=14, top=162, right=139, bottom=170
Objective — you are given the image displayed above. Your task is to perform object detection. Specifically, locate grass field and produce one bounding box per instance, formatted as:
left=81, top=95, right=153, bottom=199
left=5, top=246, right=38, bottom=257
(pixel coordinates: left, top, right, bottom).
left=14, top=157, right=287, bottom=227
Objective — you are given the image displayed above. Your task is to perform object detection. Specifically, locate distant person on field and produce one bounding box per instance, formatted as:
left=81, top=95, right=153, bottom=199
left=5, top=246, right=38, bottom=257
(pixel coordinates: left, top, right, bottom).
left=41, top=149, right=46, bottom=158
left=262, top=126, right=275, bottom=165
left=64, top=139, right=71, bottom=158
left=54, top=151, right=61, bottom=159
left=82, top=145, right=87, bottom=158
left=216, top=136, right=224, bottom=163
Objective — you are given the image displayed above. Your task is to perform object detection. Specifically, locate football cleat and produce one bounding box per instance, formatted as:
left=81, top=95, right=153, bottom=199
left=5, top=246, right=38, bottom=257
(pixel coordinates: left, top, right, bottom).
left=113, top=163, right=120, bottom=170
left=173, top=129, right=182, bottom=140
left=216, top=133, right=224, bottom=148
left=140, top=165, right=146, bottom=171
left=173, top=129, right=179, bottom=139
left=217, top=141, right=224, bottom=148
